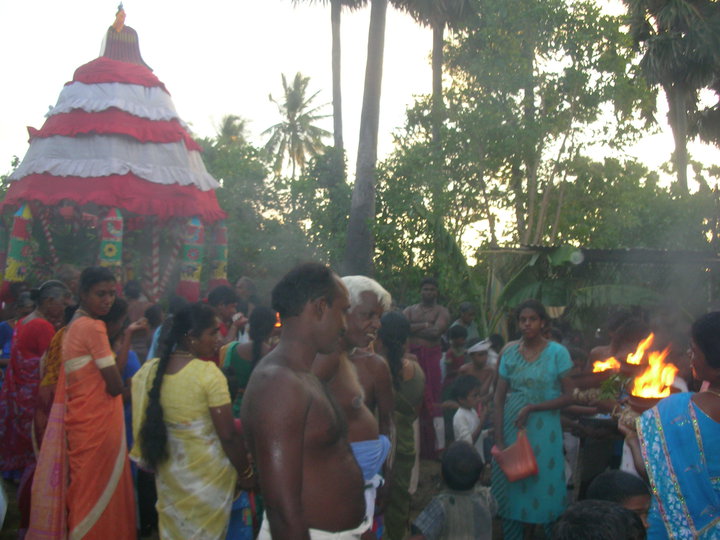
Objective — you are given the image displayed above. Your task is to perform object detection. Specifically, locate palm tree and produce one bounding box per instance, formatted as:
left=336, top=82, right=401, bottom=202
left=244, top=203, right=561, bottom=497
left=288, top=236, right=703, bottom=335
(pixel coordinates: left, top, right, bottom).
left=263, top=72, right=331, bottom=178
left=291, top=0, right=367, bottom=154
left=393, top=0, right=476, bottom=145
left=216, top=114, right=248, bottom=147
left=623, top=0, right=720, bottom=194
left=342, top=0, right=388, bottom=276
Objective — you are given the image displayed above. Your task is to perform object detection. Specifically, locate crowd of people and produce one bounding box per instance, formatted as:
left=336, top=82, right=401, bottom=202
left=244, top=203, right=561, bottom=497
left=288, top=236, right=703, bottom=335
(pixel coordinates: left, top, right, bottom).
left=0, top=262, right=718, bottom=539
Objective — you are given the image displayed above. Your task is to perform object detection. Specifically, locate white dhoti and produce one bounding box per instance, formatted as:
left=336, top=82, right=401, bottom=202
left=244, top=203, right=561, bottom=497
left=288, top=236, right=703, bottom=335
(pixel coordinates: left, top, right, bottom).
left=258, top=515, right=371, bottom=539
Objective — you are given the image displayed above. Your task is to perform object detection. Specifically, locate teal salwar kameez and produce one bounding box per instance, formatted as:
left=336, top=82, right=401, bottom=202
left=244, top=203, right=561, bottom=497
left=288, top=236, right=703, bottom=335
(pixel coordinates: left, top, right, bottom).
left=491, top=341, right=572, bottom=538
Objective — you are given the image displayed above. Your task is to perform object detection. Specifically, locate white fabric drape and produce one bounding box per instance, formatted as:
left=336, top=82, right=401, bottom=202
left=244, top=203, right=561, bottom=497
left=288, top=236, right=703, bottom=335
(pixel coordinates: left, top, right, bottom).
left=10, top=135, right=218, bottom=191
left=49, top=82, right=182, bottom=123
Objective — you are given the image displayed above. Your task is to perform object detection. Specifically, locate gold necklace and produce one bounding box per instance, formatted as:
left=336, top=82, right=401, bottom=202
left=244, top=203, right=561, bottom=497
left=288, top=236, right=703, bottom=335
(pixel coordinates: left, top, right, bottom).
left=704, top=388, right=720, bottom=398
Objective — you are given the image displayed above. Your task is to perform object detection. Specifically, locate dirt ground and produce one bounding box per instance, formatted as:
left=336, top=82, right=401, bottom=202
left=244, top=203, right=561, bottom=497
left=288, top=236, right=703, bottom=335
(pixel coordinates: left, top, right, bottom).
left=1, top=460, right=545, bottom=539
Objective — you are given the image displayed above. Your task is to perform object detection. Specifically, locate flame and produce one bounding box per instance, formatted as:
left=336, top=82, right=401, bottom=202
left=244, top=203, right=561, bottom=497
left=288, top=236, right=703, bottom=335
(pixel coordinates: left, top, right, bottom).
left=626, top=333, right=654, bottom=365
left=592, top=357, right=621, bottom=373
left=631, top=346, right=678, bottom=398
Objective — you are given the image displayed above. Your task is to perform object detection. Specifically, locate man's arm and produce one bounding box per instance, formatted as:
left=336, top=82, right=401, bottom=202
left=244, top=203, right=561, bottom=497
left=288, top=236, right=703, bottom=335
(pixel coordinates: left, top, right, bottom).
left=415, top=307, right=451, bottom=340
left=404, top=306, right=430, bottom=337
left=247, top=372, right=312, bottom=540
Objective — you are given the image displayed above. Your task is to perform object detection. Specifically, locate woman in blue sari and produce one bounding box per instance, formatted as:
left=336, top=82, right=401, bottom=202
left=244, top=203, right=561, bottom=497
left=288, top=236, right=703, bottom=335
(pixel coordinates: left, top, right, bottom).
left=623, top=311, right=720, bottom=539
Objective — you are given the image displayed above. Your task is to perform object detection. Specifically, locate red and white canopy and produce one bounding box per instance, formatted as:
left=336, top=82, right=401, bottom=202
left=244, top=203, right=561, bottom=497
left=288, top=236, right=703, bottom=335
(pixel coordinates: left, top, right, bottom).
left=4, top=20, right=225, bottom=223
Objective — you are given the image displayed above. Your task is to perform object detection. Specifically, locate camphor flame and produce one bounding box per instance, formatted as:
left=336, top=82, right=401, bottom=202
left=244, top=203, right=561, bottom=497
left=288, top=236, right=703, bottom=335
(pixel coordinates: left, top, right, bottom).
left=592, top=357, right=621, bottom=373
left=630, top=335, right=678, bottom=398
left=626, top=333, right=654, bottom=365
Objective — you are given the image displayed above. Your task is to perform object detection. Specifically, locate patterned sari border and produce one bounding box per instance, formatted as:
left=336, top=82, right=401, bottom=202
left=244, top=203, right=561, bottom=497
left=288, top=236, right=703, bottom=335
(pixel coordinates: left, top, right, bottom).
left=68, top=432, right=127, bottom=540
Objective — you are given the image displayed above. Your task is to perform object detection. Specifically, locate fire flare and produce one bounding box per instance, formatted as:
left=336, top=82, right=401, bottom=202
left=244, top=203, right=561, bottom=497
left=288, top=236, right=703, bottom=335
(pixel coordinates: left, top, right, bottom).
left=592, top=357, right=621, bottom=373
left=626, top=333, right=654, bottom=365
left=631, top=345, right=678, bottom=398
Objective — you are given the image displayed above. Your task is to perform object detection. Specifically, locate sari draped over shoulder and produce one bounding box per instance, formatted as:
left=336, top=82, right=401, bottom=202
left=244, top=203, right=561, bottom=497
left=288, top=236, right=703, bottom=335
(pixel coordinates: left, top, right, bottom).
left=131, top=358, right=236, bottom=540
left=34, top=326, right=68, bottom=449
left=638, top=392, right=720, bottom=539
left=0, top=316, right=55, bottom=472
left=27, top=316, right=136, bottom=540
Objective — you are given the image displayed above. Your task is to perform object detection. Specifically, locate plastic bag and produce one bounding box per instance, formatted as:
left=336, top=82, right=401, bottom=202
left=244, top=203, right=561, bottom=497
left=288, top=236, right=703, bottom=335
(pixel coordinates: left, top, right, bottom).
left=491, top=428, right=539, bottom=482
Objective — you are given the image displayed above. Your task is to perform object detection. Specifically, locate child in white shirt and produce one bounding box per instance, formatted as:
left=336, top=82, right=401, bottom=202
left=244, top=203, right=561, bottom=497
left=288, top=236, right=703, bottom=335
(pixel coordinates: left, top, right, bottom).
left=452, top=375, right=487, bottom=457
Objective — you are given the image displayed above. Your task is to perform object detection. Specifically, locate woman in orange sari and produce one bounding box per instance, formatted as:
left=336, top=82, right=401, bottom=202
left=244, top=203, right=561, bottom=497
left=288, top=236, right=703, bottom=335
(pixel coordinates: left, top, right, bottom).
left=29, top=267, right=137, bottom=539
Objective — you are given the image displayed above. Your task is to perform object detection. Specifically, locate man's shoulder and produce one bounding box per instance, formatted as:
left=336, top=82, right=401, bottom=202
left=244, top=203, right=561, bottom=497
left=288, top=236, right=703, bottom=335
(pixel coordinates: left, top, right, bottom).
left=351, top=350, right=389, bottom=370
left=248, top=354, right=316, bottom=395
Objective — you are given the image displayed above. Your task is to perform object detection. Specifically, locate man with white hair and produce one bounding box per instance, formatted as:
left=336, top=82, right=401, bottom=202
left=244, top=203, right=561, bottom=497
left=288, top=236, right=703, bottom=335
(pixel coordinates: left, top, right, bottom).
left=313, top=275, right=394, bottom=538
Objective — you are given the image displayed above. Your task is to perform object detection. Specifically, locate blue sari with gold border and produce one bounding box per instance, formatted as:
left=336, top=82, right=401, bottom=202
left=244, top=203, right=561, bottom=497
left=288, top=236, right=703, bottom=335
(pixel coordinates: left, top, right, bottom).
left=638, top=392, right=720, bottom=539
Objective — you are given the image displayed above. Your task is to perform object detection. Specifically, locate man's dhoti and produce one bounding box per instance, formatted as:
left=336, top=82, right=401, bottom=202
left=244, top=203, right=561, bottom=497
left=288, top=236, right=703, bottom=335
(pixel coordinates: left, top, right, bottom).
left=258, top=515, right=371, bottom=539
left=409, top=344, right=442, bottom=459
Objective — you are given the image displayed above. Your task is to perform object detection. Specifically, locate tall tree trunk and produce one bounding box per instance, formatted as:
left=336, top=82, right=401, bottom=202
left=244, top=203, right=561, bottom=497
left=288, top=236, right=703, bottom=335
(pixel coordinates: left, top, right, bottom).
left=511, top=162, right=526, bottom=242
left=520, top=43, right=538, bottom=246
left=431, top=24, right=444, bottom=148
left=550, top=181, right=566, bottom=244
left=666, top=84, right=690, bottom=195
left=342, top=0, right=388, bottom=276
left=331, top=0, right=344, bottom=152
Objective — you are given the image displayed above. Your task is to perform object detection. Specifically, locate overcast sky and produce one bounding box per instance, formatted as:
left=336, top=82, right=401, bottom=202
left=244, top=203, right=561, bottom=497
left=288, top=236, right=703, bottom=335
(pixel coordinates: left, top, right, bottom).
left=0, top=0, right=717, bottom=183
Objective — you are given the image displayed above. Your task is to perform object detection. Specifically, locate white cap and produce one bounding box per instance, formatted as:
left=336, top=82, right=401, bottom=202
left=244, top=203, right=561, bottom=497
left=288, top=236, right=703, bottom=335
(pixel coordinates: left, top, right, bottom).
left=468, top=339, right=491, bottom=354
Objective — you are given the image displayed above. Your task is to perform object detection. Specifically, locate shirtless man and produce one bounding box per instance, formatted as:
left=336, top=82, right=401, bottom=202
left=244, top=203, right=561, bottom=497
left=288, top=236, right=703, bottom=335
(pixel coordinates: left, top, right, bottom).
left=403, top=277, right=450, bottom=458
left=313, top=276, right=393, bottom=538
left=242, top=263, right=366, bottom=539
left=341, top=276, right=394, bottom=436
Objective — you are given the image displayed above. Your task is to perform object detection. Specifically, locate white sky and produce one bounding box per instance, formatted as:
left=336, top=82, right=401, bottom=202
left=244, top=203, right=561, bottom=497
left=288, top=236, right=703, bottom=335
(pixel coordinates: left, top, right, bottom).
left=0, top=0, right=717, bottom=182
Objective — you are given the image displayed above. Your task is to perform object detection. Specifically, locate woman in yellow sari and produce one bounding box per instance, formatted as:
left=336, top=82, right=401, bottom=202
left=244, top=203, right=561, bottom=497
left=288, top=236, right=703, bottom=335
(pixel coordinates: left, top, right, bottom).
left=131, top=302, right=252, bottom=540
left=28, top=267, right=137, bottom=539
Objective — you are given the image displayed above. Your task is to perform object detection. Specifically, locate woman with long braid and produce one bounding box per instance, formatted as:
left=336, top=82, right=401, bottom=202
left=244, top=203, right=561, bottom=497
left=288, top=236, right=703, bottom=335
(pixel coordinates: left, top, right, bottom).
left=375, top=311, right=425, bottom=540
left=131, top=302, right=252, bottom=539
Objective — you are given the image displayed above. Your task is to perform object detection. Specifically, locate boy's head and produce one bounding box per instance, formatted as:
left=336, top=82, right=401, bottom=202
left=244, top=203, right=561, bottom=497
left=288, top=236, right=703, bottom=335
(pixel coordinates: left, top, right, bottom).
left=452, top=374, right=481, bottom=409
left=467, top=339, right=491, bottom=367
left=586, top=470, right=651, bottom=528
left=458, top=302, right=475, bottom=325
left=207, top=285, right=240, bottom=323
left=448, top=324, right=468, bottom=349
left=441, top=441, right=483, bottom=491
left=554, top=500, right=646, bottom=540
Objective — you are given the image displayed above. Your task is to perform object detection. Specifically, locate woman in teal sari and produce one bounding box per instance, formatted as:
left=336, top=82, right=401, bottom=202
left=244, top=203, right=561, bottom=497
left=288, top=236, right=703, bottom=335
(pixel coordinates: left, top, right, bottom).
left=623, top=311, right=720, bottom=539
left=492, top=299, right=574, bottom=540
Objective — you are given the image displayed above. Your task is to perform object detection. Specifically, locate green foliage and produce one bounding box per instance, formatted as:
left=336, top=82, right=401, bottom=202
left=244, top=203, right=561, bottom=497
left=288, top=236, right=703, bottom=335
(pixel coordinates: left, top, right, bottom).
left=281, top=146, right=351, bottom=268
left=553, top=156, right=716, bottom=250
left=200, top=134, right=316, bottom=287
left=0, top=156, right=20, bottom=202
left=200, top=127, right=350, bottom=295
